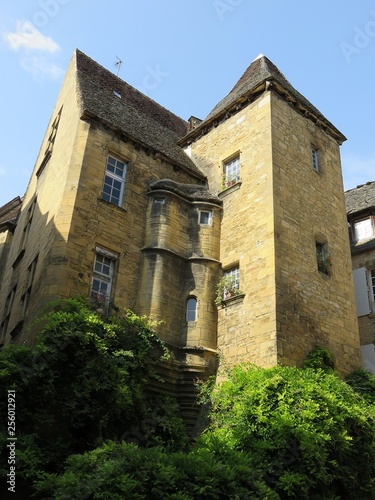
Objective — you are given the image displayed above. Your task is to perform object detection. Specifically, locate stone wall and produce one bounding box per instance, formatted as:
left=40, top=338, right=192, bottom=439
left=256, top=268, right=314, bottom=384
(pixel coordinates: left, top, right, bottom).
left=271, top=92, right=360, bottom=375
left=187, top=92, right=278, bottom=369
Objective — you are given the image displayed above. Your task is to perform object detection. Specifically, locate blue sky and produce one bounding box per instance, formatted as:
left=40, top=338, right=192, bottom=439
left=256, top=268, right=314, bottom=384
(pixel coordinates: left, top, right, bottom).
left=1, top=0, right=375, bottom=207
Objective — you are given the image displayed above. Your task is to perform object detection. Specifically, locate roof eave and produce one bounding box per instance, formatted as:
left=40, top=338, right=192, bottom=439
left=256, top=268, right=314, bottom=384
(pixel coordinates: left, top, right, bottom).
left=81, top=110, right=206, bottom=182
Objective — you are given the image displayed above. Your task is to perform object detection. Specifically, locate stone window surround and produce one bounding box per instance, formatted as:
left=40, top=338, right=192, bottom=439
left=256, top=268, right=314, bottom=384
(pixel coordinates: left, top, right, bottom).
left=101, top=154, right=127, bottom=207
left=90, top=246, right=118, bottom=310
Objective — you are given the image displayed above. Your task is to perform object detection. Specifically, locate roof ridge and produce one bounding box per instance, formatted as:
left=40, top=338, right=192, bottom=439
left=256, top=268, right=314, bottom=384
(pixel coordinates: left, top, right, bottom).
left=345, top=180, right=375, bottom=193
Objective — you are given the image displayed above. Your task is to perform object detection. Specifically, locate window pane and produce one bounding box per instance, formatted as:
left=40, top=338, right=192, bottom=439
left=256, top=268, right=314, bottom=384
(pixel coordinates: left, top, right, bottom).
left=312, top=149, right=319, bottom=171
left=199, top=211, right=211, bottom=225
left=224, top=156, right=240, bottom=187
left=354, top=219, right=373, bottom=241
left=102, top=156, right=127, bottom=206
left=186, top=297, right=197, bottom=321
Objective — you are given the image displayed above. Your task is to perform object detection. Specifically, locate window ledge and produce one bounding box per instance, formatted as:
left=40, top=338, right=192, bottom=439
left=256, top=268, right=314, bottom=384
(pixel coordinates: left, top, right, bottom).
left=317, top=270, right=331, bottom=279
left=97, top=198, right=127, bottom=213
left=218, top=180, right=242, bottom=198
left=216, top=293, right=245, bottom=308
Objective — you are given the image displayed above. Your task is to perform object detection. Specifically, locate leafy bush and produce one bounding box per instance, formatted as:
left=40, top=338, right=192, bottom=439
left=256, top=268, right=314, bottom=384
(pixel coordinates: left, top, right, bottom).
left=0, top=299, right=187, bottom=497
left=346, top=368, right=375, bottom=405
left=36, top=440, right=276, bottom=499
left=303, top=346, right=334, bottom=372
left=200, top=364, right=375, bottom=499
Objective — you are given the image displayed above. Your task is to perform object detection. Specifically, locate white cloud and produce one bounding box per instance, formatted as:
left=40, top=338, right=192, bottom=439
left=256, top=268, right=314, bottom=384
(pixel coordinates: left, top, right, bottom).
left=341, top=152, right=375, bottom=191
left=20, top=56, right=64, bottom=80
left=3, top=20, right=60, bottom=53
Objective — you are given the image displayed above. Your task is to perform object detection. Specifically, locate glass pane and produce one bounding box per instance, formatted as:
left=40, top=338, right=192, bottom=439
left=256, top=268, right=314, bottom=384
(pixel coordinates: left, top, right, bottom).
left=186, top=298, right=197, bottom=321
left=200, top=211, right=211, bottom=225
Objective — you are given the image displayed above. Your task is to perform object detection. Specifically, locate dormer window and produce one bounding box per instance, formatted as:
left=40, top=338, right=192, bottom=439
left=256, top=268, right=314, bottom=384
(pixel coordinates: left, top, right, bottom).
left=353, top=217, right=374, bottom=241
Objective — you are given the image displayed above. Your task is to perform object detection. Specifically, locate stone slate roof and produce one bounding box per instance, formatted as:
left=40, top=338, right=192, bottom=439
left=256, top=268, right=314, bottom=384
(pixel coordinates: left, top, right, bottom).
left=345, top=181, right=375, bottom=216
left=181, top=55, right=346, bottom=145
left=0, top=197, right=22, bottom=231
left=149, top=179, right=222, bottom=204
left=75, top=50, right=205, bottom=180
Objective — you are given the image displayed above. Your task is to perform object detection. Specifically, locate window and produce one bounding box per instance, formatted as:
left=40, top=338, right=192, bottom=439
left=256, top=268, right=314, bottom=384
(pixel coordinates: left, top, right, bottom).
left=223, top=155, right=240, bottom=188
left=154, top=197, right=166, bottom=205
left=222, top=267, right=240, bottom=299
left=186, top=297, right=197, bottom=322
left=353, top=217, right=374, bottom=241
left=90, top=248, right=117, bottom=309
left=21, top=255, right=38, bottom=316
left=102, top=155, right=127, bottom=206
left=36, top=107, right=62, bottom=177
left=370, top=269, right=375, bottom=308
left=199, top=210, right=212, bottom=226
left=316, top=242, right=331, bottom=275
left=1, top=285, right=17, bottom=338
left=19, top=197, right=37, bottom=252
left=311, top=148, right=320, bottom=172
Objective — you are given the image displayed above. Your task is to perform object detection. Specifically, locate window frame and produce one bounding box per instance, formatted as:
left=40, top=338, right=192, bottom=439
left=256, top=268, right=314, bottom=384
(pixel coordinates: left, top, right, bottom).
left=311, top=147, right=320, bottom=172
left=90, top=248, right=118, bottom=310
left=223, top=267, right=240, bottom=299
left=101, top=155, right=127, bottom=207
left=186, top=297, right=198, bottom=322
left=353, top=216, right=374, bottom=242
left=316, top=241, right=331, bottom=276
left=223, top=155, right=240, bottom=189
left=368, top=269, right=375, bottom=311
left=198, top=210, right=212, bottom=226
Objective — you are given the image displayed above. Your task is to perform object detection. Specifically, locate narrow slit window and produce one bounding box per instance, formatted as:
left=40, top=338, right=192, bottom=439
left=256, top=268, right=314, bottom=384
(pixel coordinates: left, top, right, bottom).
left=186, top=297, right=197, bottom=322
left=312, top=148, right=320, bottom=172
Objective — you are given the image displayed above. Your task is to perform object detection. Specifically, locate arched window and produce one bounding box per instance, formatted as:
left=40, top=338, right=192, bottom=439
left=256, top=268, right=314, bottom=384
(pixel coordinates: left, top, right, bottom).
left=186, top=297, right=197, bottom=322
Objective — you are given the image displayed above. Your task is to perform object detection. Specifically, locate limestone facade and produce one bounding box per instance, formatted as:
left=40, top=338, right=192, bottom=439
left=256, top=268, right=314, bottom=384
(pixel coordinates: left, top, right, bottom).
left=0, top=50, right=362, bottom=381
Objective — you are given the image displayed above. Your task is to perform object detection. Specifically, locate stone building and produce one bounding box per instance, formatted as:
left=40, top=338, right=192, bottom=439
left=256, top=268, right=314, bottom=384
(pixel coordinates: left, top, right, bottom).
left=0, top=50, right=361, bottom=393
left=0, top=197, right=22, bottom=283
left=346, top=181, right=375, bottom=373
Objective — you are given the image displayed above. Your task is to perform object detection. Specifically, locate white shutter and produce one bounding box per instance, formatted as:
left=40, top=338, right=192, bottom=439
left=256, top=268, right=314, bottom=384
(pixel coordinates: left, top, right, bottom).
left=353, top=267, right=371, bottom=316
left=360, top=344, right=375, bottom=374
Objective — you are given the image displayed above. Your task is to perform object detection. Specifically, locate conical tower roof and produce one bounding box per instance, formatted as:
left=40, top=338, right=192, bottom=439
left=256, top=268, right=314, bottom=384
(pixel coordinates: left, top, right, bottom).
left=181, top=55, right=346, bottom=145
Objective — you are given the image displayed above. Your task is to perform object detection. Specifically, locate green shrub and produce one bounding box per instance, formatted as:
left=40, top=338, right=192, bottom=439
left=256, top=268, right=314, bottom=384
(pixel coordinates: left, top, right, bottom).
left=200, top=364, right=375, bottom=499
left=0, top=299, right=187, bottom=497
left=303, top=346, right=334, bottom=372
left=36, top=441, right=276, bottom=499
left=346, top=368, right=375, bottom=405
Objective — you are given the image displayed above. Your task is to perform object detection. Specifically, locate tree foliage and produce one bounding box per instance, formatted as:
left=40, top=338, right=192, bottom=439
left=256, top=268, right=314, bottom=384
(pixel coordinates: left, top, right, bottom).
left=1, top=309, right=375, bottom=499
left=35, top=362, right=375, bottom=500
left=0, top=298, right=187, bottom=498
left=201, top=364, right=375, bottom=499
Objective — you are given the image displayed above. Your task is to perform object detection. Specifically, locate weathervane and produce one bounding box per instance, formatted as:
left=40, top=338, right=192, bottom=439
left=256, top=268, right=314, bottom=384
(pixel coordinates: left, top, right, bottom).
left=115, top=56, right=123, bottom=77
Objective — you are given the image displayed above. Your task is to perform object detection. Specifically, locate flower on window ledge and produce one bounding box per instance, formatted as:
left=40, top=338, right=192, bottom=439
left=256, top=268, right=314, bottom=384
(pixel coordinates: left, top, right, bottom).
left=215, top=275, right=243, bottom=304
left=317, top=254, right=332, bottom=275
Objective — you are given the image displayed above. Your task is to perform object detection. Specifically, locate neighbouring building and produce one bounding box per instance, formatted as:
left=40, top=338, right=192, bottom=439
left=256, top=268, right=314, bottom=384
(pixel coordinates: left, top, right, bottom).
left=0, top=50, right=362, bottom=423
left=0, top=197, right=22, bottom=284
left=346, top=181, right=375, bottom=373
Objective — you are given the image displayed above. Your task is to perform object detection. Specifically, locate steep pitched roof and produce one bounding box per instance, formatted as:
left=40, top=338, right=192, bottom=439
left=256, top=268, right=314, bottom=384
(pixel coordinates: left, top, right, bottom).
left=75, top=50, right=205, bottom=180
left=0, top=196, right=22, bottom=231
left=180, top=54, right=346, bottom=145
left=345, top=181, right=375, bottom=216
